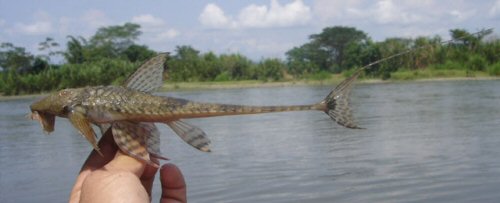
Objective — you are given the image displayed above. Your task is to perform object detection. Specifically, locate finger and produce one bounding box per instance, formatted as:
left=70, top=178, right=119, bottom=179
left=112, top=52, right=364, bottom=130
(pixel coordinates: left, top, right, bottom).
left=81, top=129, right=118, bottom=171
left=160, top=163, right=187, bottom=203
left=141, top=157, right=159, bottom=198
left=70, top=129, right=118, bottom=203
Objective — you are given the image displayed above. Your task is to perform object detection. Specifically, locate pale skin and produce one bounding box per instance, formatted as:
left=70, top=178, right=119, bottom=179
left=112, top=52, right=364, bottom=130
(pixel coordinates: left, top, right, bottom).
left=69, top=130, right=186, bottom=203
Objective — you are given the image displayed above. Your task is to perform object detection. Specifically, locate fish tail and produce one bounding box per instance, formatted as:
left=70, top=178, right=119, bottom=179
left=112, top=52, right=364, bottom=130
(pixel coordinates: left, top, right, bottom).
left=316, top=68, right=364, bottom=129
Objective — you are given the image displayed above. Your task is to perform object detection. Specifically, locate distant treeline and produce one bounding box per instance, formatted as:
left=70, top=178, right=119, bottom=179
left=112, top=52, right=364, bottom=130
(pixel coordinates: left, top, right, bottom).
left=1, top=23, right=499, bottom=95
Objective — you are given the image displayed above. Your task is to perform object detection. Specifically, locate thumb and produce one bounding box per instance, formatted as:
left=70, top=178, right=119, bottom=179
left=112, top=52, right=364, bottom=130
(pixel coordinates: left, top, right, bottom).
left=160, top=163, right=187, bottom=203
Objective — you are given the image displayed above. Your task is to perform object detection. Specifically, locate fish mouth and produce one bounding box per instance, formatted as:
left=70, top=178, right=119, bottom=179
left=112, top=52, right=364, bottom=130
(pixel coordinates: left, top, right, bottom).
left=28, top=111, right=39, bottom=120
left=29, top=111, right=55, bottom=133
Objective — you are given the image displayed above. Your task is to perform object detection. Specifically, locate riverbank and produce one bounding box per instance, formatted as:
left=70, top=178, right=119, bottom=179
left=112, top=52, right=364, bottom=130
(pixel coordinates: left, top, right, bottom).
left=161, top=71, right=499, bottom=91
left=0, top=93, right=43, bottom=101
left=2, top=71, right=498, bottom=100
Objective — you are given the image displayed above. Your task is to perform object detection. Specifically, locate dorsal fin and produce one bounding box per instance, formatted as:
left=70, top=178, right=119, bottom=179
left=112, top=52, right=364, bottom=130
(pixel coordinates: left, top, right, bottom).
left=96, top=53, right=168, bottom=151
left=124, top=53, right=168, bottom=93
left=97, top=53, right=169, bottom=139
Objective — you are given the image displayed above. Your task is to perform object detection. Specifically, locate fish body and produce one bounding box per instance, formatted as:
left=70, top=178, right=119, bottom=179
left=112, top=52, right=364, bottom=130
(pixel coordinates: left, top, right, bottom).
left=30, top=53, right=361, bottom=166
left=61, top=86, right=322, bottom=123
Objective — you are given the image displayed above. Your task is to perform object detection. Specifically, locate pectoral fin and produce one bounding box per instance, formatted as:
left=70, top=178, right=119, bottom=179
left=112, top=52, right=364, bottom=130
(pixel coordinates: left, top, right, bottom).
left=112, top=121, right=158, bottom=167
left=68, top=111, right=102, bottom=156
left=166, top=120, right=211, bottom=152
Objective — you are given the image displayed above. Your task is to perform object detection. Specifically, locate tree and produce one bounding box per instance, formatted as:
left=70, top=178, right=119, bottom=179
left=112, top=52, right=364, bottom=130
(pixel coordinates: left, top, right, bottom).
left=174, top=45, right=199, bottom=60
left=64, top=36, right=87, bottom=64
left=0, top=42, right=34, bottom=71
left=168, top=45, right=201, bottom=81
left=123, top=44, right=156, bottom=62
left=286, top=41, right=328, bottom=75
left=258, top=58, right=284, bottom=81
left=376, top=38, right=412, bottom=79
left=412, top=36, right=441, bottom=69
left=481, top=38, right=500, bottom=64
left=65, top=23, right=144, bottom=61
left=309, top=26, right=368, bottom=72
left=219, top=54, right=253, bottom=80
left=343, top=39, right=380, bottom=75
left=30, top=57, right=50, bottom=74
left=90, top=22, right=141, bottom=56
left=38, top=37, right=62, bottom=62
left=63, top=23, right=155, bottom=64
left=450, top=28, right=492, bottom=51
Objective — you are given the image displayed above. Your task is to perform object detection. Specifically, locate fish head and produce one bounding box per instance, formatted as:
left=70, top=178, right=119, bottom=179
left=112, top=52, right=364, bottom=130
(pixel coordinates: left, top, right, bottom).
left=29, top=89, right=80, bottom=133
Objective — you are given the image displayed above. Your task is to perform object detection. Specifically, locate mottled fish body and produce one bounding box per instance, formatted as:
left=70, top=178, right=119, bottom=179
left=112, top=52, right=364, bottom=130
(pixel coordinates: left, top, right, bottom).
left=74, top=86, right=322, bottom=123
left=30, top=53, right=361, bottom=167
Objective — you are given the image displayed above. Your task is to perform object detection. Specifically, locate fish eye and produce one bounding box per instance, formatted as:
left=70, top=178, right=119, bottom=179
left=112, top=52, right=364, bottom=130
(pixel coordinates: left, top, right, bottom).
left=62, top=106, right=71, bottom=114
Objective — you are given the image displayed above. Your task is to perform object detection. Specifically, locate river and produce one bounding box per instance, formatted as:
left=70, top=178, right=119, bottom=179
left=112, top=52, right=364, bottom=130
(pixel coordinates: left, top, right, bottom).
left=1, top=80, right=499, bottom=202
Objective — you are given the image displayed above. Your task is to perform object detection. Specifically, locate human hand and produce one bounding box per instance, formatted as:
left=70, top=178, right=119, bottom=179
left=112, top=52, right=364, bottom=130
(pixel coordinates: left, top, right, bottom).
left=69, top=130, right=186, bottom=203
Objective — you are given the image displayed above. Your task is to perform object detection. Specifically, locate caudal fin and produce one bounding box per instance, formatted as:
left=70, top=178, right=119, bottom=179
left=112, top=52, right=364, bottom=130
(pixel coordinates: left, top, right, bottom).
left=319, top=69, right=364, bottom=129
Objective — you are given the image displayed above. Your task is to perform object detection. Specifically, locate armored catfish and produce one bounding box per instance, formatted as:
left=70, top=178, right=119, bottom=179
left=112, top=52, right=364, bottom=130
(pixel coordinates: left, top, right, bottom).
left=30, top=53, right=362, bottom=167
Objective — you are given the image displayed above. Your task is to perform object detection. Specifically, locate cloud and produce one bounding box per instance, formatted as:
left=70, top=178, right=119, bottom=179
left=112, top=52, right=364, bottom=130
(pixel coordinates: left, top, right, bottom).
left=57, top=16, right=73, bottom=34
left=13, top=11, right=53, bottom=35
left=313, top=0, right=362, bottom=20
left=239, top=0, right=311, bottom=28
left=132, top=14, right=165, bottom=27
left=8, top=10, right=112, bottom=37
left=199, top=3, right=233, bottom=28
left=312, top=0, right=500, bottom=43
left=131, top=14, right=180, bottom=43
left=199, top=0, right=312, bottom=29
left=314, top=0, right=485, bottom=27
left=490, top=0, right=500, bottom=16
left=82, top=9, right=112, bottom=29
left=15, top=21, right=52, bottom=35
left=155, top=29, right=180, bottom=40
left=373, top=0, right=423, bottom=24
left=341, top=0, right=426, bottom=25
left=449, top=9, right=477, bottom=22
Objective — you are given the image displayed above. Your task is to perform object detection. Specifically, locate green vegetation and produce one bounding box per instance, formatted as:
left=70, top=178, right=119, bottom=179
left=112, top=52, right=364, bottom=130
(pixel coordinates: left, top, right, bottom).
left=1, top=24, right=499, bottom=96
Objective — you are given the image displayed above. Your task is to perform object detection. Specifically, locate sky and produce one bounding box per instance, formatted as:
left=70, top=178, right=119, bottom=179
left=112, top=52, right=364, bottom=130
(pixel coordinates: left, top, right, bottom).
left=1, top=0, right=499, bottom=61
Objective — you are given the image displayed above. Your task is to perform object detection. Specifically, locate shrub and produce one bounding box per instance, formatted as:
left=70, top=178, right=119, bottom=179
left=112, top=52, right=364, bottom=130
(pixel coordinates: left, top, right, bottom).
left=0, top=58, right=138, bottom=95
left=488, top=62, right=500, bottom=76
left=214, top=71, right=231, bottom=82
left=467, top=54, right=488, bottom=71
left=308, top=70, right=332, bottom=81
left=257, top=58, right=285, bottom=81
left=430, top=60, right=464, bottom=70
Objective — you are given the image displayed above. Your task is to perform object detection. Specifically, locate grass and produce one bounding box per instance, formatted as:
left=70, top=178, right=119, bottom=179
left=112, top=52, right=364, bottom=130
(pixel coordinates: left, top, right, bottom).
left=161, top=74, right=347, bottom=91
left=2, top=69, right=498, bottom=98
left=389, top=69, right=492, bottom=81
left=161, top=69, right=498, bottom=91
